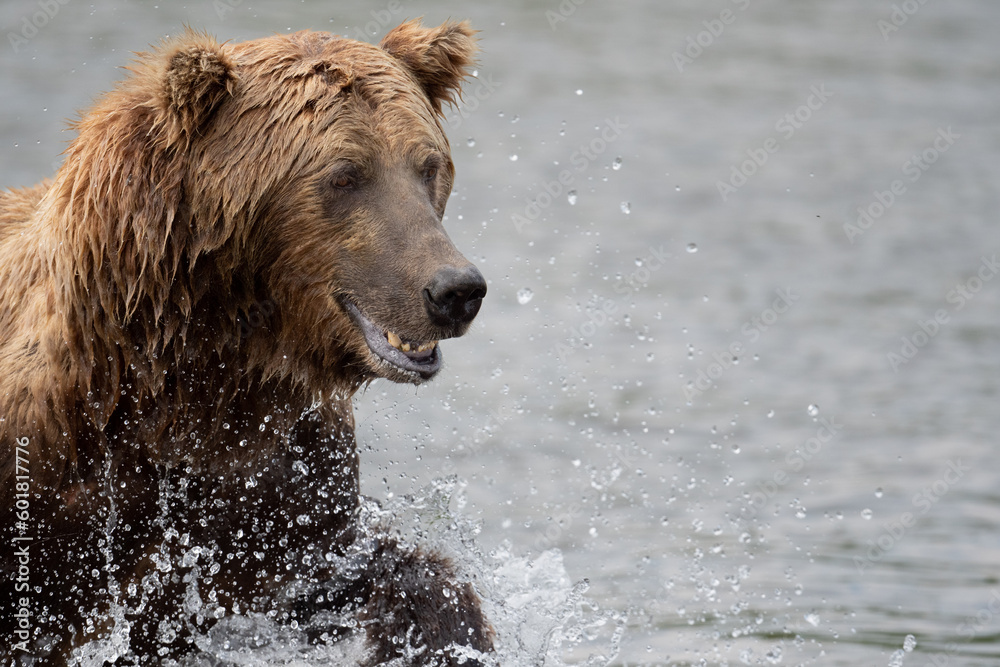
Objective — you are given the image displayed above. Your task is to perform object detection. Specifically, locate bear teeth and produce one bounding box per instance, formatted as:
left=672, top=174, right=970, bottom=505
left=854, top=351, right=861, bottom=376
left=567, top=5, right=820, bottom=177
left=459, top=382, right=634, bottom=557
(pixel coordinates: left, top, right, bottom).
left=386, top=331, right=437, bottom=353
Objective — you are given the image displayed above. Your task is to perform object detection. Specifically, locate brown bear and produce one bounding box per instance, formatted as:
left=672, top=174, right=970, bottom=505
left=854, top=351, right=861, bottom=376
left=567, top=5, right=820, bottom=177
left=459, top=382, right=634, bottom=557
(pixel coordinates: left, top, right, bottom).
left=0, top=20, right=493, bottom=666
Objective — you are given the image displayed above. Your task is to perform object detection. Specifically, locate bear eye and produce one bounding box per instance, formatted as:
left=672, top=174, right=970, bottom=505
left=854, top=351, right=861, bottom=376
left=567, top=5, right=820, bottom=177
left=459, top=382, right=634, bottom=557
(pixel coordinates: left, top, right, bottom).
left=330, top=165, right=360, bottom=192
left=422, top=166, right=438, bottom=184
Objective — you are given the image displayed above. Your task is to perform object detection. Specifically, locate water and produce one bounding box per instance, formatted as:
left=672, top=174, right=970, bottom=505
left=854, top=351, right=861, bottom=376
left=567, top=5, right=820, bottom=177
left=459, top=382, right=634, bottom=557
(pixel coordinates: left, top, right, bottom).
left=3, top=1, right=999, bottom=665
left=159, top=480, right=624, bottom=667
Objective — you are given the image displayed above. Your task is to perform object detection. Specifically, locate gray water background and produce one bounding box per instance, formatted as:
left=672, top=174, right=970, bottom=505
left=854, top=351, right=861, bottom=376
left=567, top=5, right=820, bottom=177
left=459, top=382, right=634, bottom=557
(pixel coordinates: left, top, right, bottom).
left=2, top=1, right=999, bottom=664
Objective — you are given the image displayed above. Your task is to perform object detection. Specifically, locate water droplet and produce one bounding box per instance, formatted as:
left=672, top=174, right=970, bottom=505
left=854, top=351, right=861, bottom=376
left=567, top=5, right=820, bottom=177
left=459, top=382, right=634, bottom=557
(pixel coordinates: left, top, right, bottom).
left=646, top=352, right=655, bottom=362
left=516, top=287, right=534, bottom=305
left=575, top=88, right=583, bottom=95
left=804, top=612, right=820, bottom=627
left=509, top=153, right=518, bottom=161
left=466, top=137, right=476, bottom=147
left=888, top=649, right=905, bottom=667
left=861, top=508, right=873, bottom=520
left=766, top=409, right=775, bottom=418
left=295, top=514, right=312, bottom=525
left=875, top=487, right=884, bottom=499
left=620, top=201, right=631, bottom=215
left=903, top=634, right=917, bottom=652
left=807, top=404, right=820, bottom=417
left=686, top=243, right=698, bottom=253
left=612, top=156, right=622, bottom=170
left=567, top=189, right=577, bottom=205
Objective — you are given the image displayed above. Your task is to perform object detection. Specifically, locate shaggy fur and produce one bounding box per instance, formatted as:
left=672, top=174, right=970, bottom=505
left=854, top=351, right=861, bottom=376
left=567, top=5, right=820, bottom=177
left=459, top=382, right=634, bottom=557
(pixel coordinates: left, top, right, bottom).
left=1, top=21, right=490, bottom=665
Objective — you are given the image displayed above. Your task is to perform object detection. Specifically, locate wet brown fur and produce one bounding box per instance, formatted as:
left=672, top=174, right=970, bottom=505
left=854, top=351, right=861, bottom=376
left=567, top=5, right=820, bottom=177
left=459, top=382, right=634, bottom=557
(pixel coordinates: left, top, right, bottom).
left=0, top=21, right=491, bottom=665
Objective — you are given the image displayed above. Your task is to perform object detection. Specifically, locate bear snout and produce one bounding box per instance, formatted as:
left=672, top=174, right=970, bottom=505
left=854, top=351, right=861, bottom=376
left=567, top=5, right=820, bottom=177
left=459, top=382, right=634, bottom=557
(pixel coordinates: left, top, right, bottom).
left=423, top=265, right=487, bottom=329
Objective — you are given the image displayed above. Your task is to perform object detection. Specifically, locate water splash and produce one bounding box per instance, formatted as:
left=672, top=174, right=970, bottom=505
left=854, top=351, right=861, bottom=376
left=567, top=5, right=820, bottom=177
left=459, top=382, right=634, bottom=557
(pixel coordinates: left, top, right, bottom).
left=72, top=455, right=132, bottom=666
left=75, top=477, right=620, bottom=666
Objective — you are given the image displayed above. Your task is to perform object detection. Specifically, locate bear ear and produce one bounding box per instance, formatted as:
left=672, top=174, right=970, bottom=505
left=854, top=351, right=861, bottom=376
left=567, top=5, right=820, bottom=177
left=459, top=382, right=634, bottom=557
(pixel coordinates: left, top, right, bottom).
left=379, top=19, right=478, bottom=114
left=151, top=30, right=238, bottom=146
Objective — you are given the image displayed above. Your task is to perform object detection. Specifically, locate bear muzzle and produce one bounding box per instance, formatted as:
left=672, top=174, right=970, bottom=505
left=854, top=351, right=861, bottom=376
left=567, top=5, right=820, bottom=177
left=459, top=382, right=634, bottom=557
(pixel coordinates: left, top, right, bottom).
left=340, top=264, right=486, bottom=383
left=342, top=300, right=444, bottom=381
left=422, top=264, right=487, bottom=329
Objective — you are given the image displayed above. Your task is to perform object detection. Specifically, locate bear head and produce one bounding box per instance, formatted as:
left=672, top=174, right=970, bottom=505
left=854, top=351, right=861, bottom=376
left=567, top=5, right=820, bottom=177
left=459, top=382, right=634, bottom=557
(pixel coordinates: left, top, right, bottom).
left=60, top=20, right=486, bottom=401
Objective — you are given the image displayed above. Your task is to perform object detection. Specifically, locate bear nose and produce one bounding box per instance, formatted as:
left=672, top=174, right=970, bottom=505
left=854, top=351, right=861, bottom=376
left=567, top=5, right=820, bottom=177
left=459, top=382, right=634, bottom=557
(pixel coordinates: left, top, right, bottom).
left=424, top=265, right=487, bottom=328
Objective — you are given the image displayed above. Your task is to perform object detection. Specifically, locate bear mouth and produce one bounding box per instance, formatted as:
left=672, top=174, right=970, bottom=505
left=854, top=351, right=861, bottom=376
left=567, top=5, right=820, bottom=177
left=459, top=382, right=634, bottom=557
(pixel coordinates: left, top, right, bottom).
left=342, top=300, right=442, bottom=381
